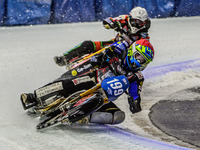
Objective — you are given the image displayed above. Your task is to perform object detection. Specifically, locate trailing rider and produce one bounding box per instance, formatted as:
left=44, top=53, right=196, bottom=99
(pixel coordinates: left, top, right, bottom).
left=54, top=7, right=151, bottom=67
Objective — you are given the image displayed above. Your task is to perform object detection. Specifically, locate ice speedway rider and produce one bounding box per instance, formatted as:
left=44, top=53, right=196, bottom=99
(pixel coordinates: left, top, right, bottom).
left=54, top=6, right=151, bottom=66
left=21, top=39, right=154, bottom=125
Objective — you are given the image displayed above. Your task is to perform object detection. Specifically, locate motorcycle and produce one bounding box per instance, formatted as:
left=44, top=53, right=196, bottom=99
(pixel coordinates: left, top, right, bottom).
left=21, top=46, right=116, bottom=117
left=36, top=74, right=129, bottom=130
left=21, top=29, right=135, bottom=127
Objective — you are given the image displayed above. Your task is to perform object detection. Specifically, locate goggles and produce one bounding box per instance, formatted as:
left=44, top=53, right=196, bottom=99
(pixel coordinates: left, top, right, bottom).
left=133, top=51, right=147, bottom=64
left=126, top=51, right=147, bottom=71
left=129, top=18, right=145, bottom=28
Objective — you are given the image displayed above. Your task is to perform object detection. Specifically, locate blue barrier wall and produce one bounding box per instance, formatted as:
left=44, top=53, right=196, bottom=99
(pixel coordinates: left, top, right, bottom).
left=96, top=0, right=134, bottom=20
left=0, top=0, right=200, bottom=26
left=175, top=0, right=200, bottom=17
left=5, top=0, right=52, bottom=25
left=135, top=0, right=175, bottom=18
left=52, top=0, right=96, bottom=23
left=0, top=0, right=5, bottom=25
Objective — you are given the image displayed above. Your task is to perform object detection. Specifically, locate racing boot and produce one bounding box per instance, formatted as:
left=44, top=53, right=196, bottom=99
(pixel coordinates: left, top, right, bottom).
left=128, top=96, right=142, bottom=114
left=54, top=56, right=68, bottom=66
left=20, top=93, right=37, bottom=110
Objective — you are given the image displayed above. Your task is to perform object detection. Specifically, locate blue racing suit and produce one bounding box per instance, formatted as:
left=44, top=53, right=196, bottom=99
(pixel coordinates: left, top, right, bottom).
left=92, top=41, right=144, bottom=113
left=109, top=58, right=143, bottom=113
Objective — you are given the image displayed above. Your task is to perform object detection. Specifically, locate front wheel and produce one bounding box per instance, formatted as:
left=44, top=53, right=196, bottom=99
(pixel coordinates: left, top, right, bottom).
left=36, top=93, right=104, bottom=130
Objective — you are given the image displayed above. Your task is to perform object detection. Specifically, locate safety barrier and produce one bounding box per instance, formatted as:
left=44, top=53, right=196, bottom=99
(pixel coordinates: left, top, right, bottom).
left=0, top=0, right=200, bottom=26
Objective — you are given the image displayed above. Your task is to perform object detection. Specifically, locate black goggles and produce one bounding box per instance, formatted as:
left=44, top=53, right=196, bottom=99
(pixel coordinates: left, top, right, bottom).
left=129, top=18, right=145, bottom=28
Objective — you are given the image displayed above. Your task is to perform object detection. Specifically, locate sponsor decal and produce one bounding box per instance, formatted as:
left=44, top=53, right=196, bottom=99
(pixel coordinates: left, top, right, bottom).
left=35, top=82, right=63, bottom=98
left=71, top=70, right=77, bottom=76
left=77, top=64, right=92, bottom=73
left=72, top=76, right=92, bottom=85
left=107, top=87, right=112, bottom=95
left=123, top=78, right=128, bottom=85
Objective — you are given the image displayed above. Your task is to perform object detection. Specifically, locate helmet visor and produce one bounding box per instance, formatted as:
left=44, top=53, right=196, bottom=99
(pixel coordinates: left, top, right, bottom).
left=126, top=51, right=147, bottom=71
left=133, top=51, right=147, bottom=64
left=127, top=56, right=140, bottom=71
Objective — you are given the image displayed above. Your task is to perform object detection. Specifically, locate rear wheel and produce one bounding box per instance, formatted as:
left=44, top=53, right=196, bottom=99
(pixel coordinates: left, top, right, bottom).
left=67, top=93, right=104, bottom=123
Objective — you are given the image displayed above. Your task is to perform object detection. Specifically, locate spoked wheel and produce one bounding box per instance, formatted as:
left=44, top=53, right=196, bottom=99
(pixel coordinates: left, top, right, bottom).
left=36, top=92, right=104, bottom=130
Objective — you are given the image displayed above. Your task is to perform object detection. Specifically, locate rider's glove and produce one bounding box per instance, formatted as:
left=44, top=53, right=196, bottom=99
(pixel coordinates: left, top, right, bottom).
left=113, top=21, right=122, bottom=32
left=103, top=18, right=122, bottom=32
left=128, top=96, right=142, bottom=114
left=109, top=41, right=129, bottom=56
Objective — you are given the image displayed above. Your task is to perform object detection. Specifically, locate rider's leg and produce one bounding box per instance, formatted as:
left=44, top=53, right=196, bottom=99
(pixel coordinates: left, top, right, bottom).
left=54, top=41, right=96, bottom=66
left=54, top=40, right=114, bottom=66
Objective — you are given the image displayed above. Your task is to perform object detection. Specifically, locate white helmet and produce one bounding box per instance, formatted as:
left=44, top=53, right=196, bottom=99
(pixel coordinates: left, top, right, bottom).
left=128, top=7, right=148, bottom=34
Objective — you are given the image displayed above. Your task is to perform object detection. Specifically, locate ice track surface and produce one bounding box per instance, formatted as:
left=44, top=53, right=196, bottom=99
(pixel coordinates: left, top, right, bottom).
left=0, top=17, right=200, bottom=150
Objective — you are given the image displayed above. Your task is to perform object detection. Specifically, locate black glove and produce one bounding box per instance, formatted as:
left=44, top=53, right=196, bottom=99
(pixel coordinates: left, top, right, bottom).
left=103, top=18, right=122, bottom=32
left=113, top=21, right=122, bottom=32
left=128, top=96, right=142, bottom=114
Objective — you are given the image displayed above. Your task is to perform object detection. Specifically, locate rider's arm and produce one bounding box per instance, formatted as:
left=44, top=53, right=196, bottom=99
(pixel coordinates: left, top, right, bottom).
left=104, top=40, right=129, bottom=59
left=90, top=40, right=129, bottom=66
left=127, top=72, right=144, bottom=114
left=90, top=40, right=129, bottom=69
left=103, top=15, right=128, bottom=31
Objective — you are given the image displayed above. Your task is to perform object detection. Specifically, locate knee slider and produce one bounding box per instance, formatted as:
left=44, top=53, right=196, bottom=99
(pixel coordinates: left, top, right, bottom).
left=113, top=111, right=125, bottom=124
left=90, top=112, right=113, bottom=124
